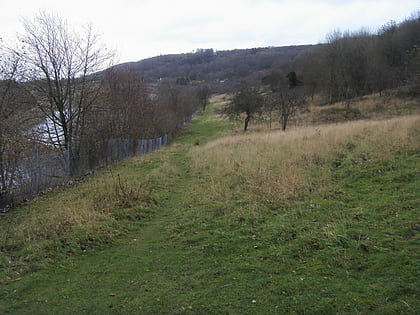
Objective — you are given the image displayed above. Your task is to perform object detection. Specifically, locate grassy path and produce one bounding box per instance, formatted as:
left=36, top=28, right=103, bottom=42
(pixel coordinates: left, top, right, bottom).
left=1, top=104, right=236, bottom=314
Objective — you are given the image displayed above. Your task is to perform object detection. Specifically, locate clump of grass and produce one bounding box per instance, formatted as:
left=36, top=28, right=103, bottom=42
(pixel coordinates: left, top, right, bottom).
left=88, top=172, right=156, bottom=213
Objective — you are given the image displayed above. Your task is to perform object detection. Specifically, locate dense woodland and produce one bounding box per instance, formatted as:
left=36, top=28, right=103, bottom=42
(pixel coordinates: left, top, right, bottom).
left=0, top=11, right=419, bottom=205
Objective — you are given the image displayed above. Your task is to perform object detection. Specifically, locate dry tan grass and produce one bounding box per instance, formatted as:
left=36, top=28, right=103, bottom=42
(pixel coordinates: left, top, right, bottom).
left=190, top=115, right=420, bottom=217
left=3, top=153, right=172, bottom=244
left=18, top=204, right=108, bottom=241
left=309, top=94, right=419, bottom=121
left=211, top=94, right=229, bottom=104
left=250, top=93, right=420, bottom=131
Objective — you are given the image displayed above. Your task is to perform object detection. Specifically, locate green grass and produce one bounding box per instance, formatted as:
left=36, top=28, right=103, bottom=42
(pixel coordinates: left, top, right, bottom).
left=0, top=102, right=419, bottom=314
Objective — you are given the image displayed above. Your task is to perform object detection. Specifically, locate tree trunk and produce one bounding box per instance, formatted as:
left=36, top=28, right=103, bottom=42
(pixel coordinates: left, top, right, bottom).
left=280, top=111, right=288, bottom=131
left=281, top=117, right=287, bottom=131
left=244, top=115, right=251, bottom=131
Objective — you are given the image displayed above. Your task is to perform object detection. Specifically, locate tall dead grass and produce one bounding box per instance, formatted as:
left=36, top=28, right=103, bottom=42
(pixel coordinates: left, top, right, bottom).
left=254, top=93, right=420, bottom=130
left=2, top=174, right=134, bottom=245
left=190, top=115, right=420, bottom=216
left=0, top=155, right=170, bottom=253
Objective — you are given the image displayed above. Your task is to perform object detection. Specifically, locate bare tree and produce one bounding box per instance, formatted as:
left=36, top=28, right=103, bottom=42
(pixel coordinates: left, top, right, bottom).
left=157, top=80, right=198, bottom=130
left=263, top=93, right=276, bottom=129
left=226, top=85, right=263, bottom=131
left=18, top=12, right=114, bottom=175
left=197, top=85, right=211, bottom=111
left=0, top=41, right=37, bottom=203
left=102, top=67, right=153, bottom=139
left=262, top=71, right=307, bottom=131
left=274, top=88, right=307, bottom=131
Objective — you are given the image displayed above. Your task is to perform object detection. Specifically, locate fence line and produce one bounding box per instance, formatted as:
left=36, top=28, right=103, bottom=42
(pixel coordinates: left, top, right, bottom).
left=0, top=116, right=191, bottom=207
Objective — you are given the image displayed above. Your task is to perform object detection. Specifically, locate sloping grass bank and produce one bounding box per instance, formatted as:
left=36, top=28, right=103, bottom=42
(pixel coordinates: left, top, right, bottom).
left=0, top=101, right=419, bottom=314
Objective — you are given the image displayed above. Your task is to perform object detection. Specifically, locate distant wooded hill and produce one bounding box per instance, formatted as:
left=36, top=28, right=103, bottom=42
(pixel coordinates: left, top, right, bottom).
left=114, top=45, right=315, bottom=92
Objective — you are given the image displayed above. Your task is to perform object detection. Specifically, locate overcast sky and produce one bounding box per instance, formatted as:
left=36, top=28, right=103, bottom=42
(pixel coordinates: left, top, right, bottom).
left=1, top=0, right=418, bottom=63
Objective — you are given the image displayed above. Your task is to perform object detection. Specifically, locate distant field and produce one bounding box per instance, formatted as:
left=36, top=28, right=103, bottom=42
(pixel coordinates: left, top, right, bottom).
left=1, top=97, right=419, bottom=314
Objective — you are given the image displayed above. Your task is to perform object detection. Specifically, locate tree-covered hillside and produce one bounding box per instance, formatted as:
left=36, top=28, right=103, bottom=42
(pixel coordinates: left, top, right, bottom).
left=114, top=45, right=314, bottom=92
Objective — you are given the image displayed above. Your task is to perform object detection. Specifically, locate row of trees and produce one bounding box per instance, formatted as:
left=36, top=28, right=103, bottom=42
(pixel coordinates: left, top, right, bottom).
left=0, top=12, right=117, bottom=198
left=0, top=12, right=201, bottom=204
